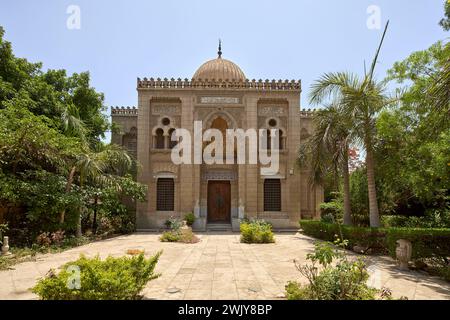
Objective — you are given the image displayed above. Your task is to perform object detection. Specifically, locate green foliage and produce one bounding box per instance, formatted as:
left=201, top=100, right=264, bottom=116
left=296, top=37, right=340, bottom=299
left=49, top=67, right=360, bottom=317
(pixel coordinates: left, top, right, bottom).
left=0, top=27, right=147, bottom=243
left=32, top=252, right=161, bottom=300
left=285, top=240, right=389, bottom=300
left=320, top=197, right=343, bottom=223
left=240, top=220, right=275, bottom=244
left=0, top=26, right=108, bottom=144
left=385, top=228, right=450, bottom=261
left=160, top=231, right=180, bottom=242
left=160, top=229, right=199, bottom=244
left=164, top=217, right=182, bottom=231
left=382, top=208, right=450, bottom=228
left=184, top=212, right=195, bottom=226
left=439, top=0, right=450, bottom=31
left=374, top=41, right=450, bottom=217
left=299, top=220, right=385, bottom=251
left=299, top=220, right=450, bottom=281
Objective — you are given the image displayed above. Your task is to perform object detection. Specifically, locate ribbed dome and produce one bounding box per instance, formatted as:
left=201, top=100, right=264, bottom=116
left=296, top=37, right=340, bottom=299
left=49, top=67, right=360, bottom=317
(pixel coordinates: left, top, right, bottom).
left=192, top=57, right=246, bottom=81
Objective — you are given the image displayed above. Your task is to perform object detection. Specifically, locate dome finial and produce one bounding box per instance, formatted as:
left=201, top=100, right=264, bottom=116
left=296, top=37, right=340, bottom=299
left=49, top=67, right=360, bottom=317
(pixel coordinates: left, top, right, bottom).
left=218, top=39, right=222, bottom=58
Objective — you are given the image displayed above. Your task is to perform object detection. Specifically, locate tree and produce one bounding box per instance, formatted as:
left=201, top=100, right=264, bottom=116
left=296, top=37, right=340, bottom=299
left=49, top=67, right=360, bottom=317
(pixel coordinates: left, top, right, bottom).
left=309, top=23, right=391, bottom=227
left=0, top=26, right=146, bottom=242
left=0, top=27, right=108, bottom=146
left=372, top=41, right=450, bottom=216
left=299, top=104, right=353, bottom=225
left=60, top=144, right=133, bottom=236
left=439, top=0, right=450, bottom=31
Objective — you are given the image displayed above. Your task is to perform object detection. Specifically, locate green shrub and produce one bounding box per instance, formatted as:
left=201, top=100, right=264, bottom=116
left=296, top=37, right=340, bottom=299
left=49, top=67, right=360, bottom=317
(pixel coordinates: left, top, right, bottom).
left=240, top=220, right=275, bottom=244
left=32, top=252, right=161, bottom=300
left=184, top=213, right=195, bottom=226
left=160, top=231, right=180, bottom=242
left=319, top=200, right=343, bottom=223
left=385, top=228, right=450, bottom=260
left=164, top=217, right=182, bottom=231
left=382, top=209, right=450, bottom=229
left=285, top=240, right=391, bottom=300
left=299, top=220, right=450, bottom=281
left=160, top=229, right=200, bottom=244
left=299, top=220, right=386, bottom=251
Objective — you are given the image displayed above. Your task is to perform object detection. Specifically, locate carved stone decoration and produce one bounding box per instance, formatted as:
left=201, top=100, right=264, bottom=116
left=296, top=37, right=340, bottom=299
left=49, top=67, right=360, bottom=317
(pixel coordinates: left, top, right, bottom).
left=152, top=106, right=180, bottom=115
left=202, top=170, right=237, bottom=181
left=395, top=239, right=412, bottom=270
left=258, top=106, right=285, bottom=116
left=200, top=96, right=240, bottom=104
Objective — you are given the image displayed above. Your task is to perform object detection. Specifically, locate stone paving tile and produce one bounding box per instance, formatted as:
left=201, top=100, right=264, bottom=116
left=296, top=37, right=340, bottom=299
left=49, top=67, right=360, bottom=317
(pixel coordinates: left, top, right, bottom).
left=0, top=232, right=449, bottom=300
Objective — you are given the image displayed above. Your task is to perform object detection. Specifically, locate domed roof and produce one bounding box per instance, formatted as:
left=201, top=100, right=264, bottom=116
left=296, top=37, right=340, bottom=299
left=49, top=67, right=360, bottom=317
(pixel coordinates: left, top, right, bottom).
left=192, top=41, right=246, bottom=81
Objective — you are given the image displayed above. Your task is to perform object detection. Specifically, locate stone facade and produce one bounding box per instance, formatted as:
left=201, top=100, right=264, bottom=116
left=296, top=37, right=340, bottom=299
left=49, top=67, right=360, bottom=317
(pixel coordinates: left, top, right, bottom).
left=111, top=53, right=323, bottom=231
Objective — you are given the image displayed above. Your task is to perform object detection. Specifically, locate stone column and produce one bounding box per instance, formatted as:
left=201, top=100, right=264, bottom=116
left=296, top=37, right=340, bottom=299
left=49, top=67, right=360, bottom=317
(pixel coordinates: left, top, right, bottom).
left=179, top=96, right=194, bottom=214
left=136, top=91, right=152, bottom=229
left=245, top=96, right=258, bottom=219
left=287, top=96, right=302, bottom=223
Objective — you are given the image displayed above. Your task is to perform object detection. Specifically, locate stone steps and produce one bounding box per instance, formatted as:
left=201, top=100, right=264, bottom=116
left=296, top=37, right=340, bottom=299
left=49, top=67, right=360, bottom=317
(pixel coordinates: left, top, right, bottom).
left=206, top=223, right=232, bottom=232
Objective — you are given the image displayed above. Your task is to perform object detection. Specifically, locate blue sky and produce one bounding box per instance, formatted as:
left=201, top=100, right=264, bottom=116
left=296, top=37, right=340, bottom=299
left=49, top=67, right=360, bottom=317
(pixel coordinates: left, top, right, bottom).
left=0, top=1, right=448, bottom=141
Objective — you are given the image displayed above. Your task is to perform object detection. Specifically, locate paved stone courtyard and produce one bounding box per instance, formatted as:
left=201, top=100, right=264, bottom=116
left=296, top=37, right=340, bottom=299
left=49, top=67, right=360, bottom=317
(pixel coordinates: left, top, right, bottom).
left=1, top=232, right=449, bottom=300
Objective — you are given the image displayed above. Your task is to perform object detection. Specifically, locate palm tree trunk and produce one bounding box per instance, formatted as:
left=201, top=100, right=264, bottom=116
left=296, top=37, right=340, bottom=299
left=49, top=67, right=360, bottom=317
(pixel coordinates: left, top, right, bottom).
left=76, top=212, right=82, bottom=238
left=342, top=148, right=352, bottom=226
left=59, top=166, right=77, bottom=224
left=366, top=145, right=380, bottom=227
left=92, top=196, right=98, bottom=234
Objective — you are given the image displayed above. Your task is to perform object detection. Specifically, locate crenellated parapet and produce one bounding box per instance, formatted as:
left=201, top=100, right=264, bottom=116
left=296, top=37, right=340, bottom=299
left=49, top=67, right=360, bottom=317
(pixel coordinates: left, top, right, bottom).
left=299, top=108, right=316, bottom=118
left=111, top=106, right=138, bottom=116
left=137, top=77, right=301, bottom=91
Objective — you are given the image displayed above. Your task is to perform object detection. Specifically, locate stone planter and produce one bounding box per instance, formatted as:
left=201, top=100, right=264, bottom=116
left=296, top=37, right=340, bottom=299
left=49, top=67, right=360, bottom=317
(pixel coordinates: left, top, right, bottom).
left=1, top=236, right=12, bottom=256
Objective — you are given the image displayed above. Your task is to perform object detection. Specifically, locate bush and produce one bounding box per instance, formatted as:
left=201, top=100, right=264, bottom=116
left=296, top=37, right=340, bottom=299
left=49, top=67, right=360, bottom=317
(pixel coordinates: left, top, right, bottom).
left=160, top=231, right=180, bottom=242
left=385, top=228, right=450, bottom=260
left=381, top=215, right=410, bottom=228
left=285, top=240, right=392, bottom=300
left=32, top=252, right=161, bottom=300
left=382, top=209, right=450, bottom=229
left=36, top=232, right=52, bottom=247
left=160, top=229, right=200, bottom=244
left=240, top=220, right=275, bottom=244
left=164, top=217, right=182, bottom=231
left=184, top=213, right=195, bottom=226
left=299, top=220, right=450, bottom=280
left=299, top=220, right=385, bottom=251
left=319, top=200, right=343, bottom=223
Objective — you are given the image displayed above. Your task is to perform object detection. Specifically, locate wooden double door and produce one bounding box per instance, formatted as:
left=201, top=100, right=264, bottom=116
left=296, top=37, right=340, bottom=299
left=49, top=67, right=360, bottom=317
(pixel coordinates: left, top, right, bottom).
left=207, top=181, right=231, bottom=223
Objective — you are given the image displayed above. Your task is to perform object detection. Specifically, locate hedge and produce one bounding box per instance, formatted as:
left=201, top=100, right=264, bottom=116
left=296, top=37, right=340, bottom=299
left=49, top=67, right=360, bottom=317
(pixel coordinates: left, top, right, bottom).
left=385, top=228, right=450, bottom=260
left=299, top=220, right=386, bottom=251
left=299, top=220, right=450, bottom=260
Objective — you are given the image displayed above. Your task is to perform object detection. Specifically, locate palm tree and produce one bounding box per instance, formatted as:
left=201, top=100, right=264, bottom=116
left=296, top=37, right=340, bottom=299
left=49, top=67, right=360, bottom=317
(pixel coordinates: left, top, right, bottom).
left=299, top=103, right=353, bottom=225
left=428, top=42, right=450, bottom=128
left=59, top=144, right=133, bottom=236
left=309, top=22, right=390, bottom=227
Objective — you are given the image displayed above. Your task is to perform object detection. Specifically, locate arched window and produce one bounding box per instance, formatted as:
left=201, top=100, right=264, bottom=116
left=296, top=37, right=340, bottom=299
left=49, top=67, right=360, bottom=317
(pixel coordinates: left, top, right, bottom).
left=264, top=179, right=281, bottom=211
left=156, top=178, right=174, bottom=211
left=279, top=129, right=284, bottom=150
left=168, top=128, right=177, bottom=149
left=266, top=129, right=272, bottom=150
left=209, top=117, right=228, bottom=159
left=155, top=128, right=165, bottom=149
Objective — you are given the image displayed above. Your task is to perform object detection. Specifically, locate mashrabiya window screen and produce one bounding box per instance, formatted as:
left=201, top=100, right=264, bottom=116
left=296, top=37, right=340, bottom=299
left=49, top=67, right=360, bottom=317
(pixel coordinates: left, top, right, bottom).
left=156, top=178, right=174, bottom=211
left=264, top=179, right=281, bottom=211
